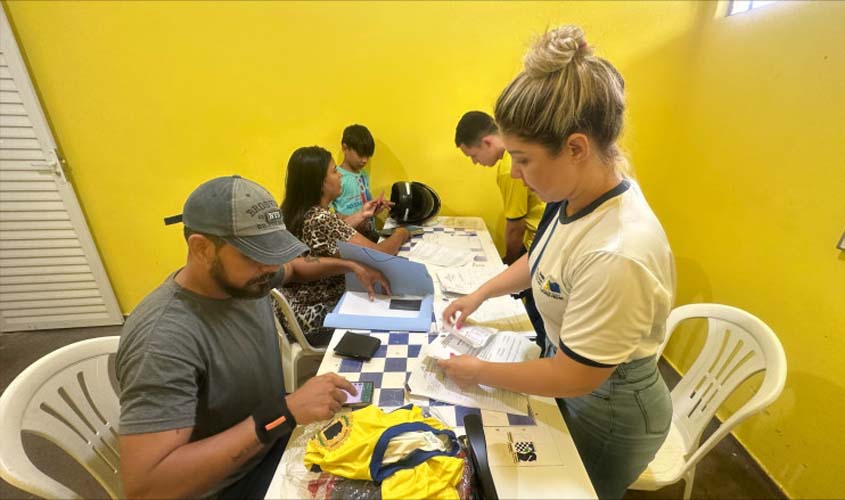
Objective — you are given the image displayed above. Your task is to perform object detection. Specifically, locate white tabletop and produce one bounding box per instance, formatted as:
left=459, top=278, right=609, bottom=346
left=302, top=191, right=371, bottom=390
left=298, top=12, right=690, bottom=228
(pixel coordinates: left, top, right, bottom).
left=265, top=216, right=596, bottom=499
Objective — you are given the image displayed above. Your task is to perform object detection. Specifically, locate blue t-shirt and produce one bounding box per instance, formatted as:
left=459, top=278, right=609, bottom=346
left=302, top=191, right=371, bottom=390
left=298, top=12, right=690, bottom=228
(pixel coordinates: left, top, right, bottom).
left=331, top=166, right=372, bottom=215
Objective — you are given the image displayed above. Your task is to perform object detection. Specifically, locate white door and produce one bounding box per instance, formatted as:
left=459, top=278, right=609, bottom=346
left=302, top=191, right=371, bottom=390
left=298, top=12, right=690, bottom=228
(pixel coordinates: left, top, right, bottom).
left=0, top=11, right=123, bottom=332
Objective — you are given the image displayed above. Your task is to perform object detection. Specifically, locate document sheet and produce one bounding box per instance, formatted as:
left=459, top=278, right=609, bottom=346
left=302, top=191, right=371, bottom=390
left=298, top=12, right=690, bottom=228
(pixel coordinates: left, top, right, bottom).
left=407, top=241, right=474, bottom=268
left=338, top=292, right=421, bottom=318
left=421, top=231, right=480, bottom=250
left=407, top=330, right=541, bottom=415
left=435, top=265, right=506, bottom=295
left=469, top=295, right=535, bottom=334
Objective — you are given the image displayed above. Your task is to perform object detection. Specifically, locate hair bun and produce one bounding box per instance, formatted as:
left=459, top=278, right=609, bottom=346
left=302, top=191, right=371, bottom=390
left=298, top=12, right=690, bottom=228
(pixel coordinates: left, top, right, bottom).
left=524, top=25, right=590, bottom=77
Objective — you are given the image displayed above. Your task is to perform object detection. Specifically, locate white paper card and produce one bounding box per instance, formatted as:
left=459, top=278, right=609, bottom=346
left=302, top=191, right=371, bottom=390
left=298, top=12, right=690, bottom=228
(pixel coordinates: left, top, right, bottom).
left=338, top=292, right=421, bottom=318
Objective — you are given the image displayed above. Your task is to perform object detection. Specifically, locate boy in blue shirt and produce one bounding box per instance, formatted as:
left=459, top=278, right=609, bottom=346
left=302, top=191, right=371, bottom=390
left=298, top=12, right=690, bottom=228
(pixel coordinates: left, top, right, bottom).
left=331, top=124, right=390, bottom=241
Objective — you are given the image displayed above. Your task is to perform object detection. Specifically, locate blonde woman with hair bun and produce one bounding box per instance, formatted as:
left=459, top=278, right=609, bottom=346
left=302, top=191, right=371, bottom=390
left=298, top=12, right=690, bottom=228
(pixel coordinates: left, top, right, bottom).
left=440, top=25, right=675, bottom=499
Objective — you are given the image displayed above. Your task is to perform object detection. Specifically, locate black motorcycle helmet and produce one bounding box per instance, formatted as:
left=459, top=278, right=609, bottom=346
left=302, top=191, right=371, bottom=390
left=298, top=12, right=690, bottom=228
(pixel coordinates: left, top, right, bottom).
left=389, top=181, right=441, bottom=224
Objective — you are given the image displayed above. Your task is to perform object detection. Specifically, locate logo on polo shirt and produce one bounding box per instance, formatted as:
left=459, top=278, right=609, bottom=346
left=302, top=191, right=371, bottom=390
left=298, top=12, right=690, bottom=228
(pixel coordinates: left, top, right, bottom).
left=536, top=271, right=563, bottom=299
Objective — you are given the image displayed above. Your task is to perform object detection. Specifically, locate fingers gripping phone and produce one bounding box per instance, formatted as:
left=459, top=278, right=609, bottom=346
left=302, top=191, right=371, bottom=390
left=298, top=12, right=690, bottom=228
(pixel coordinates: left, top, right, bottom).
left=342, top=381, right=374, bottom=409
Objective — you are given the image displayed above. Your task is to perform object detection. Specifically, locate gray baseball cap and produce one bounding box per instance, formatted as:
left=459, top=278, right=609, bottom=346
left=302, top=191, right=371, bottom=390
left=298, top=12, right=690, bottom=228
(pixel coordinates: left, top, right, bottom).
left=170, top=175, right=307, bottom=265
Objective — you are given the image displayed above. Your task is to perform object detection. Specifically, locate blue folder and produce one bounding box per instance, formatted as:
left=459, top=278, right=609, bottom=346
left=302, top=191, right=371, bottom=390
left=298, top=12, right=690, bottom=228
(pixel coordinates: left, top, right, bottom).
left=323, top=242, right=434, bottom=332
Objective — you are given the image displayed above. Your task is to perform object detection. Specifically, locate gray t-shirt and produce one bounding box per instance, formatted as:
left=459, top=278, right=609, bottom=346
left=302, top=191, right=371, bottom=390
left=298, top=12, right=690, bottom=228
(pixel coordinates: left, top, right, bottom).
left=116, top=270, right=285, bottom=495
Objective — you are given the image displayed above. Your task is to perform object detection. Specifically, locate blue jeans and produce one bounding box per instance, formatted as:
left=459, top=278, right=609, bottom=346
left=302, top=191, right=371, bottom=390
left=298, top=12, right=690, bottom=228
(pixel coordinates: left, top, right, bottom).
left=555, top=353, right=672, bottom=499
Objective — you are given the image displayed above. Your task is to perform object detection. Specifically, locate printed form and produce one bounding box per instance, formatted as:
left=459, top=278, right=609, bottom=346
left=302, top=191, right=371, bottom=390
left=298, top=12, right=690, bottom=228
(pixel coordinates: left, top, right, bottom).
left=436, top=265, right=506, bottom=295
left=407, top=241, right=474, bottom=268
left=407, top=330, right=541, bottom=415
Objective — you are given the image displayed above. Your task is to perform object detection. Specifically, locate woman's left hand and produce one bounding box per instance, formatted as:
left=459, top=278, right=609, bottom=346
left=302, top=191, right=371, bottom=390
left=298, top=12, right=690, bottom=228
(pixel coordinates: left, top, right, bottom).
left=437, top=355, right=485, bottom=388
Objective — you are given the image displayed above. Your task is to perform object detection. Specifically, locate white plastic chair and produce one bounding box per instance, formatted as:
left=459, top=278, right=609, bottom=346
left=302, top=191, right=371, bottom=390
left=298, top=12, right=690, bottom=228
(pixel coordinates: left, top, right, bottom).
left=0, top=336, right=122, bottom=499
left=629, top=304, right=787, bottom=499
left=270, top=289, right=329, bottom=391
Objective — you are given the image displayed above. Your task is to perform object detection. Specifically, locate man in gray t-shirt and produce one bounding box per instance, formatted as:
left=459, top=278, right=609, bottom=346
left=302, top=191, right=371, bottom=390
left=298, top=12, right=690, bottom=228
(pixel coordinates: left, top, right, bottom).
left=117, top=176, right=366, bottom=499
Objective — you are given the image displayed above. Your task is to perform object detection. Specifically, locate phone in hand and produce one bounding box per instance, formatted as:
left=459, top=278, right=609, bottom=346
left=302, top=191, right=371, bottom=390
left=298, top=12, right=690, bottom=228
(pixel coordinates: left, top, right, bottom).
left=342, top=381, right=374, bottom=409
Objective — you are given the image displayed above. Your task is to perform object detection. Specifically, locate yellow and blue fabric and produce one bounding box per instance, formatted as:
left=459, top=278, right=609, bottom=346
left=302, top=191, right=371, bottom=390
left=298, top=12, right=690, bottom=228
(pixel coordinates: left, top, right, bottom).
left=496, top=154, right=545, bottom=249
left=304, top=404, right=464, bottom=499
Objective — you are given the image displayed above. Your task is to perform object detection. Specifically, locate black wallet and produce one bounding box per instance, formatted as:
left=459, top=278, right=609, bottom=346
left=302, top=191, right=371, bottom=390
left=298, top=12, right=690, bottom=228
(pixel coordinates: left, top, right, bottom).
left=333, top=332, right=381, bottom=360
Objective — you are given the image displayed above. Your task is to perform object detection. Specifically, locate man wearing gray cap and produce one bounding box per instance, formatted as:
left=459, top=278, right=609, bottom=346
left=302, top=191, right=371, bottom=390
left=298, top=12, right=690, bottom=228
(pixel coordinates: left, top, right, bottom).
left=116, top=176, right=373, bottom=499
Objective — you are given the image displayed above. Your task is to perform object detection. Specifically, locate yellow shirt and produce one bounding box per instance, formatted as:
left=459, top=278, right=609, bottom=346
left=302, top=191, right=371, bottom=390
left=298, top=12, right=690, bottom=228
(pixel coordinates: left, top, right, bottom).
left=496, top=154, right=546, bottom=249
left=304, top=405, right=464, bottom=500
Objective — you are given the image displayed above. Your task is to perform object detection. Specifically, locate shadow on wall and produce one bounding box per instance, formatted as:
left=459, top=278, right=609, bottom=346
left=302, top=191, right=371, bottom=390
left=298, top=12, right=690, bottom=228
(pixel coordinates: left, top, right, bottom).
left=369, top=138, right=409, bottom=209
left=739, top=368, right=841, bottom=492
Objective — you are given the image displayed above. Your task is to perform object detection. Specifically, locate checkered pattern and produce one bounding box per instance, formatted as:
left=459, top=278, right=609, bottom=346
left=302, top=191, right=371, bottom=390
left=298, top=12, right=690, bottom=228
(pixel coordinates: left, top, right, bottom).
left=337, top=330, right=535, bottom=428
left=333, top=219, right=533, bottom=427
left=513, top=441, right=537, bottom=462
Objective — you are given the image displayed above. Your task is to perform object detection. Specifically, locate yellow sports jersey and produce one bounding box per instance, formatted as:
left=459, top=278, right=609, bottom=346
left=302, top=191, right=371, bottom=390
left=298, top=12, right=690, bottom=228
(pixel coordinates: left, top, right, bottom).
left=496, top=154, right=545, bottom=249
left=304, top=405, right=464, bottom=500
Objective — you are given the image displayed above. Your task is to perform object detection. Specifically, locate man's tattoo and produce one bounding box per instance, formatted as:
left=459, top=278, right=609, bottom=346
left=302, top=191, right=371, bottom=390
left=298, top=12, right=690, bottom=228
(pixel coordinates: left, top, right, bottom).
left=304, top=255, right=321, bottom=263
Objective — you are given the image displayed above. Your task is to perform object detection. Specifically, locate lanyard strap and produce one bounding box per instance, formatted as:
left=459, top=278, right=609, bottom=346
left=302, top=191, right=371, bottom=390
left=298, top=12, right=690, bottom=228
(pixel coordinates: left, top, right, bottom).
left=530, top=206, right=561, bottom=278
left=357, top=177, right=368, bottom=205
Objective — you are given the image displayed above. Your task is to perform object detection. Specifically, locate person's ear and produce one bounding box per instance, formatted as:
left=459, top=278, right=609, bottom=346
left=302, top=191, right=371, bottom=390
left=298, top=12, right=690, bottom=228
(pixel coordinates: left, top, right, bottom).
left=480, top=136, right=493, bottom=148
left=566, top=133, right=590, bottom=162
left=187, top=234, right=217, bottom=266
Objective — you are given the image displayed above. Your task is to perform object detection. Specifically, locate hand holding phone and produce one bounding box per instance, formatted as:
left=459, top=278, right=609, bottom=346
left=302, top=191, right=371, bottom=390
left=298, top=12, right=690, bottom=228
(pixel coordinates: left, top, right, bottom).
left=342, top=381, right=374, bottom=409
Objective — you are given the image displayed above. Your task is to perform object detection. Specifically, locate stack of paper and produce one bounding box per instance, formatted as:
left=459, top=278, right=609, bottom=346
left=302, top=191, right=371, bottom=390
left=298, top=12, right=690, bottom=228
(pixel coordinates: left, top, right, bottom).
left=468, top=295, right=535, bottom=334
left=407, top=329, right=541, bottom=414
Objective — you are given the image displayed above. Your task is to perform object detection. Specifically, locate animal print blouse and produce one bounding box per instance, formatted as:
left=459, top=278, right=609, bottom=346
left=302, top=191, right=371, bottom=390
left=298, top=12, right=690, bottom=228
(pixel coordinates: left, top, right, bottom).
left=282, top=206, right=356, bottom=335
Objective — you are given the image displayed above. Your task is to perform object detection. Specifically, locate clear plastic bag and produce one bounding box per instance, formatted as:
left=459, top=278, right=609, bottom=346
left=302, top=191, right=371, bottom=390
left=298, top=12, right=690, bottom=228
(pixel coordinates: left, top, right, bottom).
left=278, top=420, right=478, bottom=500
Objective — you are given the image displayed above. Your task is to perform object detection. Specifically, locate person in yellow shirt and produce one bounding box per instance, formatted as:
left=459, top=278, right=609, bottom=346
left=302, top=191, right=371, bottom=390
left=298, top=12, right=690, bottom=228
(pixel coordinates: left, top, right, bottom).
left=455, top=111, right=546, bottom=264
left=455, top=110, right=547, bottom=348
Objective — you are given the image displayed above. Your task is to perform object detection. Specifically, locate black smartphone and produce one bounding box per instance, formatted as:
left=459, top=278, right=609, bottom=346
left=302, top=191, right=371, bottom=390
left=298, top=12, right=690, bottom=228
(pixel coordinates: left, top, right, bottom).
left=342, top=381, right=374, bottom=409
left=389, top=298, right=422, bottom=311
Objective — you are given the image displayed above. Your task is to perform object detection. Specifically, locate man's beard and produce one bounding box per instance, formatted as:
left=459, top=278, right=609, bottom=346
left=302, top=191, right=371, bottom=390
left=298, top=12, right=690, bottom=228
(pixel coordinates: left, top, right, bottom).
left=210, top=258, right=276, bottom=299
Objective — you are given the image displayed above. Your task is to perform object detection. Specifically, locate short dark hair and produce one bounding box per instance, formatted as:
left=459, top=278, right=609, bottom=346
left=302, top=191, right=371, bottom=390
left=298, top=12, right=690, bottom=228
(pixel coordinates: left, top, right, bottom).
left=183, top=227, right=226, bottom=248
left=281, top=146, right=333, bottom=238
left=455, top=111, right=498, bottom=147
left=341, top=124, right=375, bottom=157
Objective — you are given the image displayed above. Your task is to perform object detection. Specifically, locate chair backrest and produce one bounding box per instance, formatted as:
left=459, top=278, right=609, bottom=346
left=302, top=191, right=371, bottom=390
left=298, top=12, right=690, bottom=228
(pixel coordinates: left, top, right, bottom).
left=0, top=336, right=123, bottom=499
left=270, top=288, right=326, bottom=355
left=661, top=304, right=787, bottom=469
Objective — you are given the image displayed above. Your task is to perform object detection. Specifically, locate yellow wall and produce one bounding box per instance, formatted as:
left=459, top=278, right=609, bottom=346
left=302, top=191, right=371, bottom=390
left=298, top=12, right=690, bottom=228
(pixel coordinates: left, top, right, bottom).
left=2, top=0, right=700, bottom=311
left=4, top=0, right=843, bottom=497
left=620, top=1, right=845, bottom=497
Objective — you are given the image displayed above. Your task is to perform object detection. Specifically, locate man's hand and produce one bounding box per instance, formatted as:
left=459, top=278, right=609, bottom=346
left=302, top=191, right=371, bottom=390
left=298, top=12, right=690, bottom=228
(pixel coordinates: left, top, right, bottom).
left=285, top=373, right=355, bottom=424
left=437, top=355, right=485, bottom=389
left=351, top=262, right=392, bottom=299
